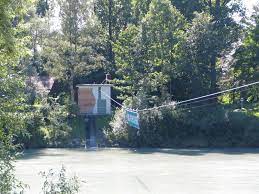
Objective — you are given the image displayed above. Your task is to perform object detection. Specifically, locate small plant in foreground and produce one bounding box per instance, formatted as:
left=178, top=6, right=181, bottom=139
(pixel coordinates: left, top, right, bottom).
left=40, top=166, right=81, bottom=194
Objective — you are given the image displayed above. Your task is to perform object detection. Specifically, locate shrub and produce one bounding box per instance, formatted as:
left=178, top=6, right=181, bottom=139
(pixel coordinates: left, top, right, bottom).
left=40, top=166, right=80, bottom=194
left=0, top=139, right=28, bottom=194
left=106, top=103, right=259, bottom=148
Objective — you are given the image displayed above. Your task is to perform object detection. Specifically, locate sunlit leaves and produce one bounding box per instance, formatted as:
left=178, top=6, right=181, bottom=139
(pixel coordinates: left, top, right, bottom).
left=114, top=0, right=186, bottom=106
left=234, top=6, right=259, bottom=101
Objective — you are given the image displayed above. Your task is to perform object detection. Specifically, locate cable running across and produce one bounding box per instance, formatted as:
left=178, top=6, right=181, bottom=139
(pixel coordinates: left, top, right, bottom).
left=99, top=81, right=259, bottom=113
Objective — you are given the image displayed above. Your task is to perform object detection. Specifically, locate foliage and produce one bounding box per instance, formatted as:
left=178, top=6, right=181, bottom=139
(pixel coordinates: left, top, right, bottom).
left=234, top=5, right=259, bottom=102
left=170, top=0, right=205, bottom=20
left=43, top=97, right=72, bottom=147
left=95, top=0, right=133, bottom=65
left=106, top=104, right=259, bottom=148
left=0, top=0, right=258, bottom=154
left=175, top=12, right=215, bottom=99
left=0, top=140, right=28, bottom=194
left=0, top=0, right=31, bottom=192
left=43, top=0, right=106, bottom=103
left=36, top=0, right=49, bottom=17
left=18, top=95, right=73, bottom=148
left=40, top=166, right=80, bottom=194
left=114, top=0, right=186, bottom=106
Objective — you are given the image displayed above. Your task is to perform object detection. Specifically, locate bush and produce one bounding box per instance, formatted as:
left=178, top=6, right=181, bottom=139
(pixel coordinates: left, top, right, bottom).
left=19, top=97, right=73, bottom=148
left=0, top=140, right=28, bottom=194
left=40, top=166, right=81, bottom=194
left=106, top=104, right=259, bottom=148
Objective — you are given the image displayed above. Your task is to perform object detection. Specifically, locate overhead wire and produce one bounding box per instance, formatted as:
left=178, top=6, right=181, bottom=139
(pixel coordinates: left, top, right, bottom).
left=100, top=89, right=137, bottom=112
left=100, top=89, right=125, bottom=108
left=138, top=81, right=259, bottom=112
left=177, top=87, right=253, bottom=108
left=177, top=101, right=221, bottom=112
left=177, top=81, right=259, bottom=105
left=99, top=81, right=259, bottom=113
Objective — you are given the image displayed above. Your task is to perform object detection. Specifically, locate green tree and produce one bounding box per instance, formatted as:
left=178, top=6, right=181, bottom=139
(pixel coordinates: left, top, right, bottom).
left=234, top=6, right=259, bottom=101
left=174, top=12, right=214, bottom=99
left=132, top=0, right=151, bottom=23
left=170, top=0, right=205, bottom=20
left=59, top=0, right=87, bottom=103
left=0, top=0, right=32, bottom=192
left=43, top=0, right=105, bottom=104
left=95, top=0, right=133, bottom=66
left=114, top=0, right=186, bottom=107
left=36, top=0, right=49, bottom=17
left=173, top=0, right=242, bottom=100
left=205, top=0, right=242, bottom=93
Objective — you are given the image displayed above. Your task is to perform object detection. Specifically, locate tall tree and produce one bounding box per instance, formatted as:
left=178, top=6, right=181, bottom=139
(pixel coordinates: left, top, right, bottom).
left=205, top=0, right=242, bottom=93
left=0, top=0, right=31, bottom=192
left=114, top=0, right=186, bottom=107
left=175, top=0, right=242, bottom=98
left=95, top=0, right=133, bottom=67
left=132, top=0, right=151, bottom=23
left=234, top=6, right=259, bottom=101
left=170, top=0, right=205, bottom=20
left=175, top=12, right=214, bottom=99
left=58, top=0, right=85, bottom=103
left=43, top=0, right=106, bottom=104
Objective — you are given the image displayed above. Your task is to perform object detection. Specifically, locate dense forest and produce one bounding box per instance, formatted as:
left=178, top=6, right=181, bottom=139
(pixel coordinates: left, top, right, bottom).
left=1, top=0, right=259, bottom=154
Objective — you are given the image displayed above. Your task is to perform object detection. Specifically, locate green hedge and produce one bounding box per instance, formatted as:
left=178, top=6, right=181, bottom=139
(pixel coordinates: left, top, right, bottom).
left=105, top=104, right=259, bottom=148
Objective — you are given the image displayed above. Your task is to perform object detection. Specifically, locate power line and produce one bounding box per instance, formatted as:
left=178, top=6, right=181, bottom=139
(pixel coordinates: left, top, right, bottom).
left=178, top=101, right=220, bottom=112
left=177, top=81, right=259, bottom=105
left=100, top=89, right=125, bottom=108
left=99, top=81, right=259, bottom=113
left=100, top=89, right=137, bottom=112
left=138, top=81, right=259, bottom=112
left=177, top=95, right=219, bottom=107
left=177, top=87, right=253, bottom=107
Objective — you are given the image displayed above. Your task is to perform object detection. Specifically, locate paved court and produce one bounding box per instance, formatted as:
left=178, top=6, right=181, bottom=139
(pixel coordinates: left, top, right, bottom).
left=15, top=148, right=259, bottom=194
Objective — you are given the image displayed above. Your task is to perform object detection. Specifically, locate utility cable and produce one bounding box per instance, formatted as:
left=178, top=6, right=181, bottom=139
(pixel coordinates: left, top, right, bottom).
left=177, top=81, right=259, bottom=105
left=177, top=87, right=253, bottom=107
left=100, top=89, right=137, bottom=112
left=138, top=81, right=259, bottom=112
left=100, top=89, right=124, bottom=108
left=178, top=101, right=220, bottom=112
left=99, top=81, right=259, bottom=113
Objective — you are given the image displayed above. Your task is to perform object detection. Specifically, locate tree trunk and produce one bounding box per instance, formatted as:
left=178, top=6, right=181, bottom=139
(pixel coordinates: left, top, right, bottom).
left=209, top=0, right=221, bottom=93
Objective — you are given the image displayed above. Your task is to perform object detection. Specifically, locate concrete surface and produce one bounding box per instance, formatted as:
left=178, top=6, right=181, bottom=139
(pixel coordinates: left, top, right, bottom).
left=15, top=148, right=259, bottom=194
